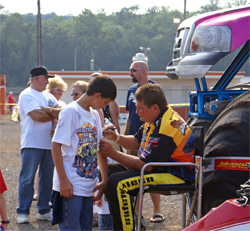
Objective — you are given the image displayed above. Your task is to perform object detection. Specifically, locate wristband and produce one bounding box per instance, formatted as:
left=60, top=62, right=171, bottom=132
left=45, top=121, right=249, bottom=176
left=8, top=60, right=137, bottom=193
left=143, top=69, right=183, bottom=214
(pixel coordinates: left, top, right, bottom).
left=48, top=107, right=52, bottom=113
left=1, top=219, right=9, bottom=224
left=115, top=133, right=120, bottom=143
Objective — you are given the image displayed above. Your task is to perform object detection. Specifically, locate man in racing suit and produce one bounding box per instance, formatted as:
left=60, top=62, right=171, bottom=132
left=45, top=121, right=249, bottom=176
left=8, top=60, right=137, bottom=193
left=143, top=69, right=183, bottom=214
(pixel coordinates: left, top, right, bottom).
left=99, top=83, right=195, bottom=231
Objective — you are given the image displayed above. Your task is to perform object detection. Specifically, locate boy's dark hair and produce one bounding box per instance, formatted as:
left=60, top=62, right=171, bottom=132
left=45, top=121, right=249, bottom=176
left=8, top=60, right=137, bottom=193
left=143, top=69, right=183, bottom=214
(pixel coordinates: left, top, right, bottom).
left=134, top=83, right=167, bottom=111
left=87, top=74, right=117, bottom=101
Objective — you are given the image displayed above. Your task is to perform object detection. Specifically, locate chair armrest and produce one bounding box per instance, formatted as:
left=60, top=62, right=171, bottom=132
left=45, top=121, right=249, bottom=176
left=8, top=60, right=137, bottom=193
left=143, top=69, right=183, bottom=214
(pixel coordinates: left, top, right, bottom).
left=140, top=162, right=199, bottom=178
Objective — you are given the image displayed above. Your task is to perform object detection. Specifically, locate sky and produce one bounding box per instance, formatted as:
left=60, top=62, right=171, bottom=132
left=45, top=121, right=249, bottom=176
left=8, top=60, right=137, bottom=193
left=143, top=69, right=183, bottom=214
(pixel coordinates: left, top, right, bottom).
left=0, top=0, right=232, bottom=16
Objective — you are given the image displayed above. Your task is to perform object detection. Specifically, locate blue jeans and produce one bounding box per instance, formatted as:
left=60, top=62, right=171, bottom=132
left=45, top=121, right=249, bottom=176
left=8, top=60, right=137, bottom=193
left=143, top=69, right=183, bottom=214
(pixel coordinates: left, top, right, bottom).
left=58, top=195, right=93, bottom=231
left=99, top=214, right=113, bottom=231
left=16, top=148, right=54, bottom=215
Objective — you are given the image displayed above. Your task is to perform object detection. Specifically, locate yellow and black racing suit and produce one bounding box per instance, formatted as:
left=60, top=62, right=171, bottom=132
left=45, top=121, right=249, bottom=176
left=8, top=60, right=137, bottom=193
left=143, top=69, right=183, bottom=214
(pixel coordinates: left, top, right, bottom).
left=105, top=106, right=195, bottom=231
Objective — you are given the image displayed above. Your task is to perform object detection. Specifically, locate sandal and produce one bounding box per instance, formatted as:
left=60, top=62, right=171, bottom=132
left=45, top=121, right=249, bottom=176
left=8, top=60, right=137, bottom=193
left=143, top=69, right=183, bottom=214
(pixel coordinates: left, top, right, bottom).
left=149, top=214, right=165, bottom=223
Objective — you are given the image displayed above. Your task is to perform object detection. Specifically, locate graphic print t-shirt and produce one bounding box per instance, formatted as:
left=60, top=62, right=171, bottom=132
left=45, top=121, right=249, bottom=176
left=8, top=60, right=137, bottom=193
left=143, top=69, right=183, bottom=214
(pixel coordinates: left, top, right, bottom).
left=52, top=101, right=102, bottom=197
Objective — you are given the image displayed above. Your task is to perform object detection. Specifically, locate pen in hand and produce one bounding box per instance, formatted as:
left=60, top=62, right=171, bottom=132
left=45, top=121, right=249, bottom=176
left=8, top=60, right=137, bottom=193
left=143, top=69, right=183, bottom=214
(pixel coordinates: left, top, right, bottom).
left=102, top=127, right=116, bottom=133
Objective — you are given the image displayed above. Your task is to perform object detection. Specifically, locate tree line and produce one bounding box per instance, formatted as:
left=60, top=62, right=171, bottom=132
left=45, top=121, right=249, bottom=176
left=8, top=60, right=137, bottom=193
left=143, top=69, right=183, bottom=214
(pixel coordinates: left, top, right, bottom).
left=0, top=0, right=249, bottom=87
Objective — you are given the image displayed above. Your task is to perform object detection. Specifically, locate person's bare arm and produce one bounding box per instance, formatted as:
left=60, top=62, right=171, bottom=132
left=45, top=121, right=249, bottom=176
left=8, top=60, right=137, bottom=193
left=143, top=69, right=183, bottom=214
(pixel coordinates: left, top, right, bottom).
left=93, top=150, right=108, bottom=202
left=40, top=106, right=62, bottom=120
left=28, top=109, right=55, bottom=122
left=99, top=139, right=153, bottom=171
left=51, top=142, right=73, bottom=198
left=103, top=126, right=139, bottom=150
left=124, top=115, right=129, bottom=135
left=109, top=100, right=120, bottom=133
left=96, top=150, right=108, bottom=184
left=116, top=134, right=139, bottom=150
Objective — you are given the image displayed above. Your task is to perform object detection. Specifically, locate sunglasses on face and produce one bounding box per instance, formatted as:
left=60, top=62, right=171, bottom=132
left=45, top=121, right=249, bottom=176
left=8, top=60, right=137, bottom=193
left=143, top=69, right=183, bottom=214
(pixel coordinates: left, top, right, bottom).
left=129, top=68, right=143, bottom=73
left=71, top=93, right=79, bottom=97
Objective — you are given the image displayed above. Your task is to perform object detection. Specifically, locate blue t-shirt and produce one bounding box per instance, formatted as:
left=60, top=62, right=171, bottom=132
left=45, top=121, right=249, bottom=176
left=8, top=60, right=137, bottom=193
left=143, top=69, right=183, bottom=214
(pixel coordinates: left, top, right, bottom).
left=125, top=80, right=156, bottom=135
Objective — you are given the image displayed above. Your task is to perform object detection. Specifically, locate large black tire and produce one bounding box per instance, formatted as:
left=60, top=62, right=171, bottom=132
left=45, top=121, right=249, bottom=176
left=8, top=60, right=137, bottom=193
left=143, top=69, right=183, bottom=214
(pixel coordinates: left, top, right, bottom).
left=187, top=117, right=213, bottom=135
left=202, top=171, right=248, bottom=215
left=204, top=90, right=250, bottom=158
left=202, top=90, right=250, bottom=215
left=186, top=118, right=214, bottom=217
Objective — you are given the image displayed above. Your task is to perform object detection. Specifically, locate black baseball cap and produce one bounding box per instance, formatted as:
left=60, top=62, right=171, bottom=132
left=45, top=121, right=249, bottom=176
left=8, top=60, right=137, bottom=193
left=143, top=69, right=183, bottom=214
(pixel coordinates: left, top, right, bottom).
left=30, top=66, right=55, bottom=78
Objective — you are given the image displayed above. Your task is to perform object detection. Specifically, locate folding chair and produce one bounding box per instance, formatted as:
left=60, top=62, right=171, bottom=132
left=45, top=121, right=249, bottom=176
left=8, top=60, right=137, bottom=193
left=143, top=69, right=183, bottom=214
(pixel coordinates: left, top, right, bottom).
left=136, top=126, right=204, bottom=230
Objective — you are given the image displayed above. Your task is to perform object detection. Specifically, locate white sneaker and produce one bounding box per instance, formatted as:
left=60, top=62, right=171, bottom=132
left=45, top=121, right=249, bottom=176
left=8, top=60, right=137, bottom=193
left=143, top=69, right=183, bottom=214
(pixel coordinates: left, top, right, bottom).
left=17, top=214, right=29, bottom=224
left=37, top=212, right=52, bottom=221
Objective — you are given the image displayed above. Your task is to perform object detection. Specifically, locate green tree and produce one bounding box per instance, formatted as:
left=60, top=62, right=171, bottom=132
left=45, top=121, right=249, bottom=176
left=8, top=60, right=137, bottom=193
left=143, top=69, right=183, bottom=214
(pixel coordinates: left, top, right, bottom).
left=0, top=13, right=36, bottom=86
left=1, top=1, right=249, bottom=87
left=225, top=0, right=250, bottom=7
left=72, top=9, right=104, bottom=70
left=231, top=0, right=249, bottom=5
left=199, top=0, right=222, bottom=13
left=114, top=5, right=140, bottom=26
left=42, top=15, right=75, bottom=70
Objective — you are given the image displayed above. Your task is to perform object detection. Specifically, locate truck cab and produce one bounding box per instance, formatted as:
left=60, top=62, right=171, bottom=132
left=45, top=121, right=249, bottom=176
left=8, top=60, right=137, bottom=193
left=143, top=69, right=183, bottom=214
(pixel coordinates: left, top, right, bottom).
left=166, top=6, right=250, bottom=80
left=167, top=6, right=250, bottom=120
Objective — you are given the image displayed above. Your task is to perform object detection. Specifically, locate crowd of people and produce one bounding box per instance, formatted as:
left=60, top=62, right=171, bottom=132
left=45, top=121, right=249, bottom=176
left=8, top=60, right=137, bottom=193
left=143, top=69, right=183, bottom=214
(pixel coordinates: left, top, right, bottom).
left=0, top=62, right=195, bottom=231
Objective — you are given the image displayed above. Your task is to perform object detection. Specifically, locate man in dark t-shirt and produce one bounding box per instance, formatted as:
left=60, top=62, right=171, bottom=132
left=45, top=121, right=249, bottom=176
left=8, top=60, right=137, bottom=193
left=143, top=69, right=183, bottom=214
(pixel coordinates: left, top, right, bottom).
left=124, top=61, right=156, bottom=145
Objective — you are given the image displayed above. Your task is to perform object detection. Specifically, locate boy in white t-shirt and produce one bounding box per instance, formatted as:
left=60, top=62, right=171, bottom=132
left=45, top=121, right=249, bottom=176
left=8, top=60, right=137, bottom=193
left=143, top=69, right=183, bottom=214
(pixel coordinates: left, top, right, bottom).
left=51, top=75, right=117, bottom=231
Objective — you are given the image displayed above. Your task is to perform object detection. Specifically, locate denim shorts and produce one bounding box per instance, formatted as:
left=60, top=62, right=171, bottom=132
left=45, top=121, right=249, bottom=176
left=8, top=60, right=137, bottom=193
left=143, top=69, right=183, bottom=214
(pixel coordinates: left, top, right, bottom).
left=98, top=214, right=113, bottom=231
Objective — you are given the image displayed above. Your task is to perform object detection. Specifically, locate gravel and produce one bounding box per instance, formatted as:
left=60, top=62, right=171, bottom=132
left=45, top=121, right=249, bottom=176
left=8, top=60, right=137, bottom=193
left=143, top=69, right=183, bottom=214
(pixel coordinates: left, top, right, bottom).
left=0, top=114, right=186, bottom=231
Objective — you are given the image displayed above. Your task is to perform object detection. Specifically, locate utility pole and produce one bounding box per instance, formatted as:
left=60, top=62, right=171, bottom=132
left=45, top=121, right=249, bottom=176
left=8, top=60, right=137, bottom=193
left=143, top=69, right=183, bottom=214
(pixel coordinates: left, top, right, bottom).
left=90, top=51, right=94, bottom=71
left=184, top=0, right=187, bottom=20
left=37, top=0, right=42, bottom=66
left=74, top=48, right=77, bottom=71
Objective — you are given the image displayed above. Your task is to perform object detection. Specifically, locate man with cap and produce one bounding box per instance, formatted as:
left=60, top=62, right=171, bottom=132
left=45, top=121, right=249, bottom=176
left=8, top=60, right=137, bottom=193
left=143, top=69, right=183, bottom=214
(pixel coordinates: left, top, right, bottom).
left=16, top=66, right=61, bottom=224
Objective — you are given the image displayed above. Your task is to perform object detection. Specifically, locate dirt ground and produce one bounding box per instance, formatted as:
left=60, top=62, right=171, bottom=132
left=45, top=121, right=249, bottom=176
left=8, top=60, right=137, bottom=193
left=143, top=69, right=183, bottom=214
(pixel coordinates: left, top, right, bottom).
left=0, top=114, right=186, bottom=231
